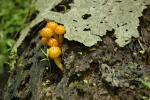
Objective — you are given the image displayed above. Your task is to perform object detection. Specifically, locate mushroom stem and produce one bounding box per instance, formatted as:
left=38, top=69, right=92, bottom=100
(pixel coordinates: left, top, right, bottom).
left=59, top=43, right=63, bottom=47
left=53, top=33, right=59, bottom=42
left=59, top=34, right=63, bottom=44
left=53, top=58, right=64, bottom=72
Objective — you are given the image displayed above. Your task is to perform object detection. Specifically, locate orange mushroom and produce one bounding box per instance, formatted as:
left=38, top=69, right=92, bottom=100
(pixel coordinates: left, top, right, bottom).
left=41, top=37, right=48, bottom=44
left=58, top=57, right=62, bottom=63
left=54, top=25, right=65, bottom=47
left=46, top=22, right=58, bottom=30
left=40, top=27, right=54, bottom=39
left=46, top=22, right=59, bottom=42
left=48, top=47, right=64, bottom=72
left=47, top=38, right=58, bottom=47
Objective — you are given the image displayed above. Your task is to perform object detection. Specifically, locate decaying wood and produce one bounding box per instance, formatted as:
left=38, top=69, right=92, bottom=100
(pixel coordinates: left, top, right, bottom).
left=4, top=3, right=150, bottom=100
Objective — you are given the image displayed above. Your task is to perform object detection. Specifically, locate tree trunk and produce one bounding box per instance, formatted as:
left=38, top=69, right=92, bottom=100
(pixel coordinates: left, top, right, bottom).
left=4, top=0, right=150, bottom=100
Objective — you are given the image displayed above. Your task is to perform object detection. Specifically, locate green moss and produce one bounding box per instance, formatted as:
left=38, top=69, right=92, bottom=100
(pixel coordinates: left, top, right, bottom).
left=83, top=87, right=87, bottom=92
left=18, top=57, right=24, bottom=68
left=25, top=88, right=30, bottom=93
left=71, top=81, right=78, bottom=87
left=28, top=58, right=32, bottom=63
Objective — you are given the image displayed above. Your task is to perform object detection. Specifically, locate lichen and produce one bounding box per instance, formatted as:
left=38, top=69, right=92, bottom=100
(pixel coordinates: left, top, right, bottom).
left=31, top=0, right=150, bottom=47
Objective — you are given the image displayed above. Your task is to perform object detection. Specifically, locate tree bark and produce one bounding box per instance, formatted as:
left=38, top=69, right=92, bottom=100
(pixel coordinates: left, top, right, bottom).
left=4, top=1, right=150, bottom=100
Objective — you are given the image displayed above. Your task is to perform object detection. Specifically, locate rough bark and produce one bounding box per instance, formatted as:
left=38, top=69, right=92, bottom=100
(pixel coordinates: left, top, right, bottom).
left=4, top=2, right=150, bottom=100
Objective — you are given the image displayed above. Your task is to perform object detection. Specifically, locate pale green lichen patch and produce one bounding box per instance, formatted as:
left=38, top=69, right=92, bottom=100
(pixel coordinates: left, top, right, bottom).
left=31, top=0, right=150, bottom=47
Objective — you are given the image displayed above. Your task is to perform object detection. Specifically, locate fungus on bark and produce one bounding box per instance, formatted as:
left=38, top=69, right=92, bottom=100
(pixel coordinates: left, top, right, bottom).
left=41, top=37, right=48, bottom=44
left=47, top=38, right=58, bottom=47
left=48, top=46, right=64, bottom=72
left=46, top=22, right=59, bottom=42
left=40, top=27, right=54, bottom=39
left=54, top=25, right=66, bottom=47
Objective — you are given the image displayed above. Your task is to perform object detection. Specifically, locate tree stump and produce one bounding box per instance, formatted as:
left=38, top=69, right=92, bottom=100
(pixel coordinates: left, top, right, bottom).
left=4, top=0, right=150, bottom=100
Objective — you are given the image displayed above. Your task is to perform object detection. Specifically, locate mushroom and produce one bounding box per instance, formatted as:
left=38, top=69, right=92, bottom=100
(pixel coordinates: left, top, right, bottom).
left=47, top=38, right=58, bottom=47
left=48, top=47, right=64, bottom=72
left=54, top=25, right=65, bottom=47
left=40, top=27, right=54, bottom=39
left=46, top=22, right=59, bottom=41
left=58, top=57, right=62, bottom=63
left=41, top=37, right=48, bottom=44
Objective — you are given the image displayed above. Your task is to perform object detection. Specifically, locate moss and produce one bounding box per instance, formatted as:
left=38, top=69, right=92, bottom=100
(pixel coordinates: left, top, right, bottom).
left=71, top=81, right=78, bottom=87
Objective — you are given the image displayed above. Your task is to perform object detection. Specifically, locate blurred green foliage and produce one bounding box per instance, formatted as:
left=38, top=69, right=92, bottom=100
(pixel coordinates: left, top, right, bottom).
left=0, top=0, right=32, bottom=70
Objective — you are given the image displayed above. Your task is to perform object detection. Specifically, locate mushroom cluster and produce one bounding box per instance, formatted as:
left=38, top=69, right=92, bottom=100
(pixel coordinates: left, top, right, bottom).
left=40, top=22, right=66, bottom=72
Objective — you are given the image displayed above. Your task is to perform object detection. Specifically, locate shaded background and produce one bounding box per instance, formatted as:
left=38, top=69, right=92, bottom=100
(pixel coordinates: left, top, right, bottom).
left=0, top=0, right=32, bottom=99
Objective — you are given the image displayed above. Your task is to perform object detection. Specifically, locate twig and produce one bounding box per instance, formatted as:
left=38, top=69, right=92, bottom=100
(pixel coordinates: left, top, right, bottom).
left=138, top=39, right=145, bottom=51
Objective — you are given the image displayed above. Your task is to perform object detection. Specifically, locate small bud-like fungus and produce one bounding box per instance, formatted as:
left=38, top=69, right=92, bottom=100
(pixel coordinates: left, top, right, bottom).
left=47, top=38, right=58, bottom=47
left=54, top=25, right=66, bottom=47
left=40, top=27, right=54, bottom=38
left=41, top=37, right=48, bottom=44
left=48, top=47, right=64, bottom=72
left=46, top=22, right=59, bottom=42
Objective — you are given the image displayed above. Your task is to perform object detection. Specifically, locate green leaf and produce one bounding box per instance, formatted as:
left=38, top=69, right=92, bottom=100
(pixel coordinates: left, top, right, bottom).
left=14, top=47, right=17, bottom=54
left=133, top=52, right=137, bottom=55
left=11, top=63, right=15, bottom=70
left=8, top=83, right=12, bottom=87
left=41, top=48, right=47, bottom=57
left=5, top=62, right=11, bottom=66
left=59, top=5, right=67, bottom=12
left=83, top=80, right=88, bottom=83
left=7, top=48, right=11, bottom=52
left=142, top=96, right=148, bottom=99
left=140, top=50, right=145, bottom=54
left=42, top=82, right=46, bottom=86
left=93, top=83, right=96, bottom=86
left=14, top=60, right=16, bottom=64
left=143, top=76, right=147, bottom=83
left=46, top=49, right=49, bottom=57
left=41, top=58, right=48, bottom=61
left=9, top=55, right=16, bottom=59
left=140, top=78, right=146, bottom=85
left=10, top=52, right=15, bottom=55
left=46, top=80, right=50, bottom=84
left=71, top=81, right=78, bottom=87
left=139, top=75, right=150, bottom=89
left=46, top=67, right=48, bottom=70
left=0, top=9, right=6, bottom=16
left=7, top=41, right=12, bottom=48
left=147, top=83, right=150, bottom=88
left=78, top=52, right=82, bottom=55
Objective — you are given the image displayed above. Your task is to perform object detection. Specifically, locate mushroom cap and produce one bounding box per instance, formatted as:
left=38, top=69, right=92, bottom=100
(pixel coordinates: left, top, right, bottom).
left=46, top=22, right=58, bottom=30
left=54, top=25, right=65, bottom=35
left=40, top=27, right=54, bottom=38
left=48, top=47, right=61, bottom=59
left=41, top=37, right=48, bottom=44
left=47, top=38, right=58, bottom=47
